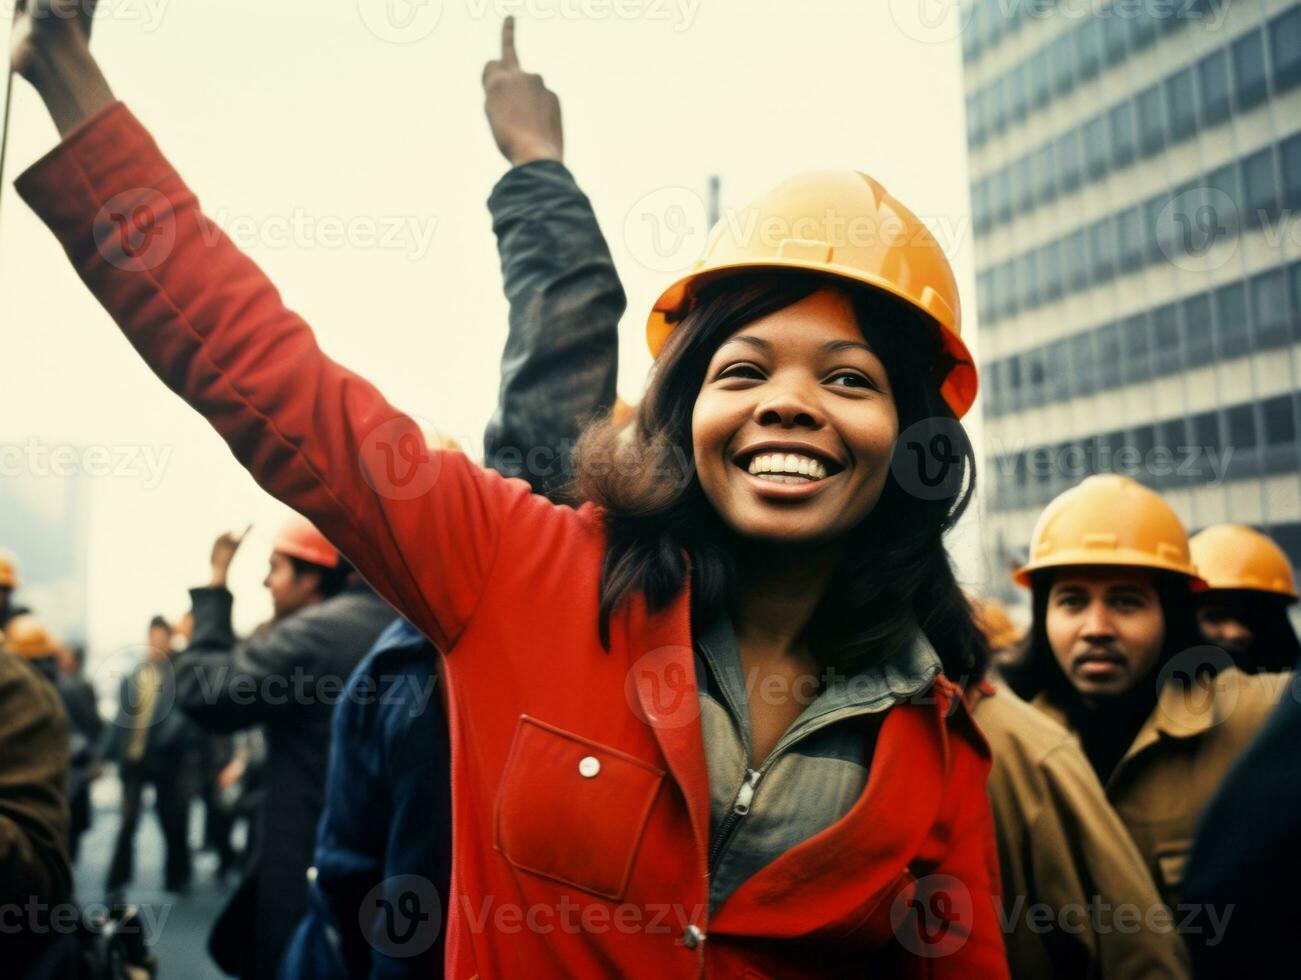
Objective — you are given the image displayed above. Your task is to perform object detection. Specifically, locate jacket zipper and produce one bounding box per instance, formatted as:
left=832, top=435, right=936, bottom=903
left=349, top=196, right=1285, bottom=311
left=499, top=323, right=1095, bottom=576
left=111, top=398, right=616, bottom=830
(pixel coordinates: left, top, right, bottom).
left=707, top=767, right=762, bottom=874
left=704, top=671, right=938, bottom=880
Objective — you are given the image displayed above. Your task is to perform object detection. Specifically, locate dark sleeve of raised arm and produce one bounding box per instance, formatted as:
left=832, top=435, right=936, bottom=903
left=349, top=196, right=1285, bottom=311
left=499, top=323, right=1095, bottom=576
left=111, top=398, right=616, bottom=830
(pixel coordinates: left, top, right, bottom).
left=483, top=161, right=624, bottom=494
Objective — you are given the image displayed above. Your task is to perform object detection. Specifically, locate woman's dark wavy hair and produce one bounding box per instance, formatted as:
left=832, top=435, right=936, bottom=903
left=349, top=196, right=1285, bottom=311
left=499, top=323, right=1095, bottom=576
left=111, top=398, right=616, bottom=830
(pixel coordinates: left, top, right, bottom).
left=1002, top=568, right=1207, bottom=702
left=572, top=270, right=989, bottom=685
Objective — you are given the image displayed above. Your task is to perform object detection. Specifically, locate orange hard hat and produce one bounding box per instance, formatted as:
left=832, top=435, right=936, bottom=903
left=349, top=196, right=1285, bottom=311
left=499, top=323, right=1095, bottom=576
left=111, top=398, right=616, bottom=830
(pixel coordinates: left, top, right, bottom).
left=1014, top=475, right=1205, bottom=588
left=272, top=514, right=339, bottom=569
left=1189, top=524, right=1298, bottom=602
left=0, top=549, right=19, bottom=589
left=646, top=170, right=977, bottom=418
left=969, top=596, right=1022, bottom=650
left=3, top=614, right=58, bottom=659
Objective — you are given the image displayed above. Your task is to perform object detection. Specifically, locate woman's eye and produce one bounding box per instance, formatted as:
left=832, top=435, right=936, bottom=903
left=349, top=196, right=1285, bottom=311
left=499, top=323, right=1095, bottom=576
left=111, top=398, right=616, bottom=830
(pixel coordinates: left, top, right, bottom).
left=717, top=364, right=764, bottom=381
left=827, top=371, right=874, bottom=390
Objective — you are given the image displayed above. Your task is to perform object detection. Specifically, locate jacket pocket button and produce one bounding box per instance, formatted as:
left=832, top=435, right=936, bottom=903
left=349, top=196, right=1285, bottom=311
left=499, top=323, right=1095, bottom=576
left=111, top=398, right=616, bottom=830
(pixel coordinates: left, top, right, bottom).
left=682, top=924, right=705, bottom=949
left=578, top=755, right=601, bottom=778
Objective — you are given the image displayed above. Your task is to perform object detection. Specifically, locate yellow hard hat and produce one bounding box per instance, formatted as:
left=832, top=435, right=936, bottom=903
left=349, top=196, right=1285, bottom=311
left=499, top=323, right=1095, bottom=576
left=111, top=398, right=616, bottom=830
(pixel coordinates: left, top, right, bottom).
left=3, top=614, right=59, bottom=659
left=646, top=170, right=977, bottom=418
left=0, top=549, right=19, bottom=589
left=1014, top=475, right=1205, bottom=588
left=1189, top=524, right=1298, bottom=602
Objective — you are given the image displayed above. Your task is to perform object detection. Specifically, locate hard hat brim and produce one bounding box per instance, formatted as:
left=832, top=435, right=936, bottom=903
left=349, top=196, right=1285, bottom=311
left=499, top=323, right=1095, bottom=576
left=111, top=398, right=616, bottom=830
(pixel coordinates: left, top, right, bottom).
left=646, top=259, right=978, bottom=419
left=1013, top=552, right=1209, bottom=591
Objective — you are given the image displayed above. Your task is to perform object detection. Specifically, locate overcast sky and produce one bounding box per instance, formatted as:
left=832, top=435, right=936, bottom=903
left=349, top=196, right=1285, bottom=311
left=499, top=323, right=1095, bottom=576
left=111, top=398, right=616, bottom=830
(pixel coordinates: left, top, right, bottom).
left=0, top=0, right=986, bottom=656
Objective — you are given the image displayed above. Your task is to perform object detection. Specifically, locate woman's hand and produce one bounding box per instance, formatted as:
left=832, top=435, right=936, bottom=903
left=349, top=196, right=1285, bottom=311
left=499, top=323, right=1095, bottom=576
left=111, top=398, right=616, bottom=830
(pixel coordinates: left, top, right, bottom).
left=11, top=0, right=95, bottom=80
left=482, top=17, right=563, bottom=167
left=11, top=0, right=113, bottom=135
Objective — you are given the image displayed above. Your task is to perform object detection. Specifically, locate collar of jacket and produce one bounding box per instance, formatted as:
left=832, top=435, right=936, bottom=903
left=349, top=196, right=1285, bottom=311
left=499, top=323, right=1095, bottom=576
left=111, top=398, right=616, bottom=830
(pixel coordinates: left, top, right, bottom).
left=619, top=583, right=982, bottom=937
left=695, top=612, right=944, bottom=730
left=1033, top=668, right=1231, bottom=763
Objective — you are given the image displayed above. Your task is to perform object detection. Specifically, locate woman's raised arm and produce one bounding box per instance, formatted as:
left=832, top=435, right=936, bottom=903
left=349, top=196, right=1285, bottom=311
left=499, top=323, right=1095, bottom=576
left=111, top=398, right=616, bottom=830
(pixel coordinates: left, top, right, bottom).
left=13, top=8, right=530, bottom=650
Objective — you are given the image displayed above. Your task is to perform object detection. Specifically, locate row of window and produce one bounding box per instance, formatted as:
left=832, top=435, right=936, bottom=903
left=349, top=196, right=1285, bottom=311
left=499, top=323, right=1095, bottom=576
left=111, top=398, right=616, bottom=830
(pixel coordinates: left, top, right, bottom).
left=971, top=11, right=1301, bottom=234
left=986, top=393, right=1301, bottom=511
left=984, top=260, right=1301, bottom=418
left=963, top=0, right=1219, bottom=65
left=975, top=131, right=1301, bottom=327
left=966, top=3, right=1300, bottom=150
left=961, top=0, right=1228, bottom=65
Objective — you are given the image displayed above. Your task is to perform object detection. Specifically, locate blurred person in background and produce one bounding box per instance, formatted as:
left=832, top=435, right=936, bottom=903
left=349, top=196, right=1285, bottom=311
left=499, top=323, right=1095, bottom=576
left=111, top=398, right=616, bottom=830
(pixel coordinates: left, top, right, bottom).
left=282, top=19, right=622, bottom=977
left=1181, top=652, right=1301, bottom=977
left=1, top=616, right=74, bottom=976
left=1006, top=475, right=1290, bottom=912
left=55, top=644, right=103, bottom=863
left=1189, top=524, right=1301, bottom=673
left=0, top=548, right=31, bottom=628
left=169, top=609, right=240, bottom=883
left=174, top=519, right=391, bottom=979
left=101, top=615, right=199, bottom=897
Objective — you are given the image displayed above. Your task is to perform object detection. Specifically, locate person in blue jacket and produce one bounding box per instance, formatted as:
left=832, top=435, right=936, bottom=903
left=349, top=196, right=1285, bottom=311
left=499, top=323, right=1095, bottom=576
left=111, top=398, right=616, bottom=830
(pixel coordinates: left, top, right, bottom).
left=280, top=19, right=624, bottom=977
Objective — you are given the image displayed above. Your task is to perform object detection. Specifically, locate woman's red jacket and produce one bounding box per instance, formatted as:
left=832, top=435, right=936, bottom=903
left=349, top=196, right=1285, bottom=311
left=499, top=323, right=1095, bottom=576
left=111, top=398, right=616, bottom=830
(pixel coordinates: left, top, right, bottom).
left=17, top=103, right=1008, bottom=980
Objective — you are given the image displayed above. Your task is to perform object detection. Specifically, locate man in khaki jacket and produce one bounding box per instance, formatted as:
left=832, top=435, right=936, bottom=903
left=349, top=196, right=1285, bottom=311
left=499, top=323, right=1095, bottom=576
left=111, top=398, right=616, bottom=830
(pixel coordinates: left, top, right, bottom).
left=1008, top=475, right=1289, bottom=923
left=970, top=681, right=1191, bottom=978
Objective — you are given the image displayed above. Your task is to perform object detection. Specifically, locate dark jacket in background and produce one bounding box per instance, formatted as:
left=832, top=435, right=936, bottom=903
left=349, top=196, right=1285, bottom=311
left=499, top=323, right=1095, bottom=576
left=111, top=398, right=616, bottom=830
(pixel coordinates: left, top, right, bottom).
left=280, top=159, right=623, bottom=979
left=483, top=159, right=625, bottom=497
left=1182, top=667, right=1301, bottom=977
left=0, top=651, right=71, bottom=976
left=177, top=581, right=393, bottom=980
left=281, top=621, right=445, bottom=978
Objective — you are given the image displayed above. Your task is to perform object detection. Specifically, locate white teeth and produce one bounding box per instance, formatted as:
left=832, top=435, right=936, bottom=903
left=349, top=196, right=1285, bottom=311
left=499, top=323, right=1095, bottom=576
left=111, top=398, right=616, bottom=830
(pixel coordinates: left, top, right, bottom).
left=745, top=451, right=831, bottom=481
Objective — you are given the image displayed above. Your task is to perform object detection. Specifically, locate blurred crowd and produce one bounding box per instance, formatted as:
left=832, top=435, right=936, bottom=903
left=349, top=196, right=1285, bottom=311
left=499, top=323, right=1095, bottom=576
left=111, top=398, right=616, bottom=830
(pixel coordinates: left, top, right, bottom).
left=3, top=8, right=1301, bottom=980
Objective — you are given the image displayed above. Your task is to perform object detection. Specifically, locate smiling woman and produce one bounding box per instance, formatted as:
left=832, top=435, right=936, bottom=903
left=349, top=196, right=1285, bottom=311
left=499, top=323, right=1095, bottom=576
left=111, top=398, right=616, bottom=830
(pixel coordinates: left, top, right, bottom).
left=12, top=3, right=1005, bottom=966
left=576, top=269, right=983, bottom=680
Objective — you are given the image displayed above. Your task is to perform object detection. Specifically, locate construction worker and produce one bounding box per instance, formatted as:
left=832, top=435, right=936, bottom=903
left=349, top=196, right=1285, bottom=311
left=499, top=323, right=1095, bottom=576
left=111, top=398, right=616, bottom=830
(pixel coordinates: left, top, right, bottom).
left=283, top=22, right=624, bottom=975
left=0, top=548, right=29, bottom=629
left=1189, top=523, right=1301, bottom=672
left=15, top=11, right=1010, bottom=975
left=1009, top=475, right=1291, bottom=911
left=0, top=615, right=73, bottom=975
left=172, top=516, right=392, bottom=978
left=101, top=615, right=200, bottom=896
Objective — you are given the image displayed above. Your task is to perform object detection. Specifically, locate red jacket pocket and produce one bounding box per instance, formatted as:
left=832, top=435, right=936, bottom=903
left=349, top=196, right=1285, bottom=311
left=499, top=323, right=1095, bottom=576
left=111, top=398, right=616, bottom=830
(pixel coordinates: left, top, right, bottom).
left=494, top=716, right=666, bottom=901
